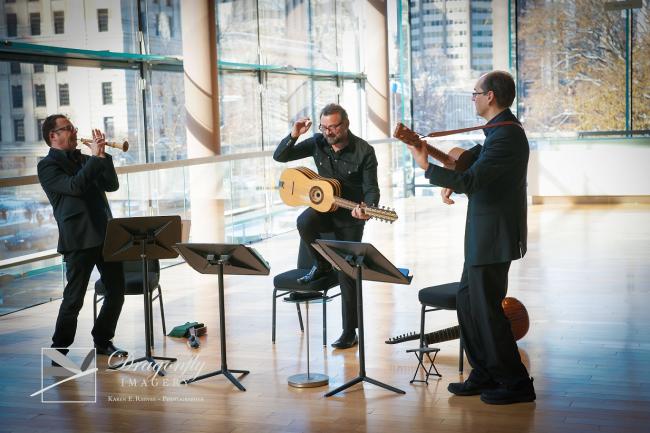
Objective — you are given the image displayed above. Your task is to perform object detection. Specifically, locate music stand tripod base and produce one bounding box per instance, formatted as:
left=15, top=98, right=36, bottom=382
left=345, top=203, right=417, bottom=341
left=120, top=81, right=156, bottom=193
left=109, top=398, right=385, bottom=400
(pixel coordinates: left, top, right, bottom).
left=181, top=369, right=250, bottom=391
left=288, top=373, right=329, bottom=388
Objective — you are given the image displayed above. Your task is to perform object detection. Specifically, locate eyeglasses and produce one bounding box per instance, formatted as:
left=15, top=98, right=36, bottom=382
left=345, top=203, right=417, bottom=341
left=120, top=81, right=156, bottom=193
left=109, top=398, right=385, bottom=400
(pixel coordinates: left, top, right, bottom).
left=52, top=125, right=78, bottom=134
left=318, top=121, right=344, bottom=133
left=472, top=91, right=489, bottom=100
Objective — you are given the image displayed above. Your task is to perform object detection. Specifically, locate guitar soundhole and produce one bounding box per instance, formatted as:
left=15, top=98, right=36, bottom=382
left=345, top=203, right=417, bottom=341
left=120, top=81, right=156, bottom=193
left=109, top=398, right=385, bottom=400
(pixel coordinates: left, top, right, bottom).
left=309, top=186, right=324, bottom=204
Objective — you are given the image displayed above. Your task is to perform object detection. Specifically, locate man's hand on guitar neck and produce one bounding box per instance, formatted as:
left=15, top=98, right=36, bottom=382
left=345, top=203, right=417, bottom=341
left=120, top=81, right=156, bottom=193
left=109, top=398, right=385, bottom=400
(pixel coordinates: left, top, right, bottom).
left=352, top=202, right=370, bottom=220
left=441, top=187, right=455, bottom=205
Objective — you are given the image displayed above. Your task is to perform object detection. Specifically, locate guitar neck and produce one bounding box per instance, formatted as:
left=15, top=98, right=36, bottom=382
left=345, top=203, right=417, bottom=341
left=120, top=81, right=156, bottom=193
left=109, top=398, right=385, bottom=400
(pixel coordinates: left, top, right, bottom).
left=334, top=197, right=363, bottom=211
left=422, top=141, right=453, bottom=166
left=384, top=324, right=460, bottom=345
left=333, top=197, right=397, bottom=223
left=424, top=325, right=461, bottom=345
left=393, top=123, right=453, bottom=166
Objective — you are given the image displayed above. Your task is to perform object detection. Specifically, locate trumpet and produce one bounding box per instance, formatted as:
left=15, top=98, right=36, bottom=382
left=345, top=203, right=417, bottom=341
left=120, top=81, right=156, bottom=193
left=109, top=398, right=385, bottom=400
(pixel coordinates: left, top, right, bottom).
left=79, top=137, right=129, bottom=152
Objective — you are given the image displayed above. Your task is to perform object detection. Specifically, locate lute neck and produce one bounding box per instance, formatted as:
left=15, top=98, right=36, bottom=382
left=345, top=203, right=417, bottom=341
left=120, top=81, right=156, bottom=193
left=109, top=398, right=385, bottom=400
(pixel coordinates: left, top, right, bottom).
left=333, top=197, right=360, bottom=211
left=421, top=141, right=452, bottom=165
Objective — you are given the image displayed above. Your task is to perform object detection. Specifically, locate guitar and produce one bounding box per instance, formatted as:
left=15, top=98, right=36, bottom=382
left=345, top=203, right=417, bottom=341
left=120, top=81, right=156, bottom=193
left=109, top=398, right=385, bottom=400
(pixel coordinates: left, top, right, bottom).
left=393, top=122, right=476, bottom=172
left=278, top=167, right=398, bottom=223
left=385, top=296, right=529, bottom=344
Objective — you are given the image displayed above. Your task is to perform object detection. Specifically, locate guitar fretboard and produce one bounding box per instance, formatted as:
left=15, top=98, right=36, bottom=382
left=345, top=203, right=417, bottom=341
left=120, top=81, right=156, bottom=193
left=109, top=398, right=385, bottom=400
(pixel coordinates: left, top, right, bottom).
left=424, top=325, right=460, bottom=345
left=333, top=197, right=397, bottom=222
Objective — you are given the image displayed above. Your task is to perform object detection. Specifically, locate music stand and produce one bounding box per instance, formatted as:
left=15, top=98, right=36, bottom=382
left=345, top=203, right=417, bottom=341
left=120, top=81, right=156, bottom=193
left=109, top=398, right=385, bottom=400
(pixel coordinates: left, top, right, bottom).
left=174, top=243, right=270, bottom=391
left=102, top=216, right=181, bottom=376
left=313, top=239, right=412, bottom=397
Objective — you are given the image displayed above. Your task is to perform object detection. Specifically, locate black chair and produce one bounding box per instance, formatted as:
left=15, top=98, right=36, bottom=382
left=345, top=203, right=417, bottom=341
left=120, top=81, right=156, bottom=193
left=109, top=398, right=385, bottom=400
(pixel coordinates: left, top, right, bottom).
left=272, top=235, right=340, bottom=347
left=94, top=259, right=166, bottom=348
left=418, top=282, right=464, bottom=373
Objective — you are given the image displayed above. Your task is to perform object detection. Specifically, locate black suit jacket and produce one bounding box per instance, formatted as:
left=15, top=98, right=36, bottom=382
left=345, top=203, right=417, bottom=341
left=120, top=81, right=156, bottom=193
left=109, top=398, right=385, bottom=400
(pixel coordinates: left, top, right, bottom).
left=425, top=108, right=529, bottom=266
left=37, top=148, right=119, bottom=254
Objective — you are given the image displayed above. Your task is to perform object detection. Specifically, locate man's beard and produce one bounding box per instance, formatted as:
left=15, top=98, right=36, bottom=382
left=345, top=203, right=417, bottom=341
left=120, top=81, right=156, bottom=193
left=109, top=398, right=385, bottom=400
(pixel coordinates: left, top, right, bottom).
left=325, top=134, right=341, bottom=145
left=325, top=130, right=348, bottom=145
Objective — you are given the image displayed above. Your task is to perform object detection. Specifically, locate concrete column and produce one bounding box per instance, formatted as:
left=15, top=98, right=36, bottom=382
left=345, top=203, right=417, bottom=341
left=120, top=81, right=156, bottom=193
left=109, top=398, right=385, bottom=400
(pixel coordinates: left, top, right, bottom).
left=181, top=0, right=224, bottom=242
left=363, top=0, right=392, bottom=201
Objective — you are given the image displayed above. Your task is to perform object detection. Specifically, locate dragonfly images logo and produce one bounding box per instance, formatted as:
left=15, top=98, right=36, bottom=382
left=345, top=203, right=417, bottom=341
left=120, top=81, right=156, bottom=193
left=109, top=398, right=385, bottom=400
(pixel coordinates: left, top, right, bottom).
left=31, top=348, right=98, bottom=403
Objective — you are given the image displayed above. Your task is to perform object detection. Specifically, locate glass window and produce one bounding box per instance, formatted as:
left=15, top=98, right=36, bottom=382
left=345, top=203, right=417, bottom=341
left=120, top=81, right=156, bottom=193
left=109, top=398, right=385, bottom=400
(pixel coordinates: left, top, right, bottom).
left=103, top=116, right=115, bottom=138
left=149, top=70, right=187, bottom=162
left=58, top=84, right=70, bottom=106
left=34, top=84, right=46, bottom=107
left=258, top=0, right=310, bottom=69
left=518, top=0, right=626, bottom=133
left=33, top=64, right=44, bottom=73
left=102, top=82, right=113, bottom=105
left=7, top=13, right=18, bottom=37
left=409, top=0, right=500, bottom=132
left=4, top=5, right=139, bottom=52
left=263, top=74, right=311, bottom=150
left=53, top=11, right=65, bottom=34
left=36, top=118, right=45, bottom=140
left=311, top=0, right=338, bottom=71
left=14, top=118, right=25, bottom=142
left=10, top=62, right=21, bottom=74
left=57, top=64, right=67, bottom=72
left=12, top=85, right=23, bottom=108
left=633, top=3, right=649, bottom=130
left=0, top=184, right=64, bottom=314
left=146, top=0, right=182, bottom=56
left=216, top=0, right=260, bottom=64
left=218, top=71, right=263, bottom=154
left=30, top=12, right=41, bottom=36
left=336, top=2, right=363, bottom=73
left=1, top=62, right=145, bottom=175
left=97, top=8, right=109, bottom=32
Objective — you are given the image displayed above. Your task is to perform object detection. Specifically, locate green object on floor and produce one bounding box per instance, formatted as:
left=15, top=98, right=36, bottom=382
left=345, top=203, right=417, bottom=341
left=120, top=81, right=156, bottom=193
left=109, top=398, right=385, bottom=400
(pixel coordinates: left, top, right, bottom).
left=168, top=322, right=204, bottom=338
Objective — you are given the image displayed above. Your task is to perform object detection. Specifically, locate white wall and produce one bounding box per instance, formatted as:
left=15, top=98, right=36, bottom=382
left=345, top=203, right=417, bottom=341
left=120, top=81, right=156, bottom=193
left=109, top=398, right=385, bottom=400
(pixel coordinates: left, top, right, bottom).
left=528, top=139, right=650, bottom=196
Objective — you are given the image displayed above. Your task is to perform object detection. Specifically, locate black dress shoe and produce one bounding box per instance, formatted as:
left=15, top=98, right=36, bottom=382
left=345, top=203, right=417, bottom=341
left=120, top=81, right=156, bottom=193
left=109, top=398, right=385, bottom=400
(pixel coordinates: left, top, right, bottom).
left=95, top=341, right=128, bottom=357
left=448, top=379, right=499, bottom=396
left=296, top=265, right=333, bottom=285
left=284, top=291, right=323, bottom=301
left=480, top=378, right=536, bottom=405
left=331, top=331, right=358, bottom=349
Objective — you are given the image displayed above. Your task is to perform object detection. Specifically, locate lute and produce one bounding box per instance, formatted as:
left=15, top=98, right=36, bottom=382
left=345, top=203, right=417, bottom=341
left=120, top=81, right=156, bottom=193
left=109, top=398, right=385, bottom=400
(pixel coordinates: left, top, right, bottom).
left=278, top=167, right=398, bottom=223
left=393, top=121, right=521, bottom=172
left=393, top=122, right=477, bottom=172
left=386, top=296, right=529, bottom=344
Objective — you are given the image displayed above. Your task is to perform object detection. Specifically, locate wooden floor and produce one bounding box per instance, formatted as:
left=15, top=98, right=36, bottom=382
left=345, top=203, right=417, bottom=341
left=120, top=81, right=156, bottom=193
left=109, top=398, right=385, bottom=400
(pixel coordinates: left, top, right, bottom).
left=1, top=197, right=649, bottom=433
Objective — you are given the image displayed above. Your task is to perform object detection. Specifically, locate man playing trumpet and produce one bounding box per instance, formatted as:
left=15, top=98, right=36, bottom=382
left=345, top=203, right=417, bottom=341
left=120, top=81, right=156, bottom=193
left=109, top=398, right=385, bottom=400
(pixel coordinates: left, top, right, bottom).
left=37, top=114, right=128, bottom=361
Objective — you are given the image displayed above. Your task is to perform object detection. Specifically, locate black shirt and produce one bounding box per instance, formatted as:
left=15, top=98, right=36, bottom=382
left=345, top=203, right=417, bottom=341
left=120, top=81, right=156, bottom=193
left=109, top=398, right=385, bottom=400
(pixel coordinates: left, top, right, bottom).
left=273, top=131, right=380, bottom=226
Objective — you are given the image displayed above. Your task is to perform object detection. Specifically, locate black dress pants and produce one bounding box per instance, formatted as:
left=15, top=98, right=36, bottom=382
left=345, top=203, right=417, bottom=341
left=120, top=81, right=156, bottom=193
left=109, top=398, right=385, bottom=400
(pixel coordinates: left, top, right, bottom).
left=297, top=207, right=364, bottom=331
left=456, top=261, right=530, bottom=386
left=52, top=246, right=125, bottom=351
